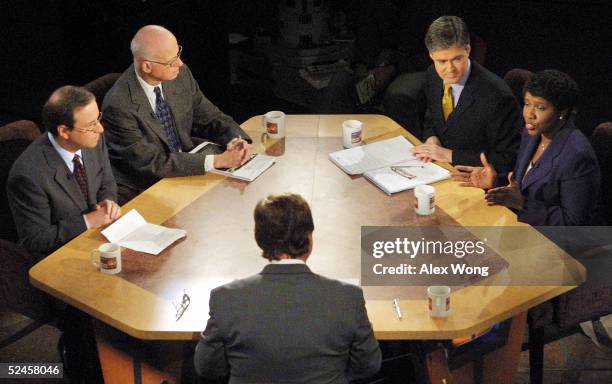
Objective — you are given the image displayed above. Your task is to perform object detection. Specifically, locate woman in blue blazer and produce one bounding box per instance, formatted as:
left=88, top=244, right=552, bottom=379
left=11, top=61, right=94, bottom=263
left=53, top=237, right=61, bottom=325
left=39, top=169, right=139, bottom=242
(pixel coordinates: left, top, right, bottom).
left=453, top=70, right=600, bottom=225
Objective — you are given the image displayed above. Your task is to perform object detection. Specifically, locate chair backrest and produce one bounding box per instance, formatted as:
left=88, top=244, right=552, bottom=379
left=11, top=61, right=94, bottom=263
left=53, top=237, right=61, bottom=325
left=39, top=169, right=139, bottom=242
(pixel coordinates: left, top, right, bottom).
left=0, top=121, right=41, bottom=242
left=0, top=119, right=41, bottom=142
left=83, top=73, right=121, bottom=104
left=503, top=68, right=533, bottom=107
left=0, top=239, right=52, bottom=321
left=470, top=34, right=487, bottom=67
left=590, top=122, right=612, bottom=225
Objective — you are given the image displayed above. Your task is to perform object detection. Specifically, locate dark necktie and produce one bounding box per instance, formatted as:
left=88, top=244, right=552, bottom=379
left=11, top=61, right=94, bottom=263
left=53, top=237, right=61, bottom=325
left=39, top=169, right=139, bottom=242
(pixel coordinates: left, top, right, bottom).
left=154, top=86, right=181, bottom=152
left=72, top=154, right=90, bottom=203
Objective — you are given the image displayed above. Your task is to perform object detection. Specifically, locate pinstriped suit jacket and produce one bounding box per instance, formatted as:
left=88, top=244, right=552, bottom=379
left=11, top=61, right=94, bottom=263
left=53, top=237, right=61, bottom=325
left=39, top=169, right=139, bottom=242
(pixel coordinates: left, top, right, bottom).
left=102, top=64, right=250, bottom=191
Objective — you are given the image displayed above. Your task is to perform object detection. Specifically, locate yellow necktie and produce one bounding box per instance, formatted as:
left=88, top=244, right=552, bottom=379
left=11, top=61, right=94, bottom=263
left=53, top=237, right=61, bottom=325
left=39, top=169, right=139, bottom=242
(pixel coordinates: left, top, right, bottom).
left=442, top=84, right=454, bottom=121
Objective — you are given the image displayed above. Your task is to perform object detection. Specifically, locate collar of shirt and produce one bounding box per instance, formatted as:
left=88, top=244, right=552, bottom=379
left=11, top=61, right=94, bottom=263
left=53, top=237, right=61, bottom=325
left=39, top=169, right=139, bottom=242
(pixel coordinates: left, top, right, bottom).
left=270, top=258, right=306, bottom=265
left=48, top=132, right=82, bottom=173
left=135, top=67, right=163, bottom=113
left=448, top=59, right=471, bottom=107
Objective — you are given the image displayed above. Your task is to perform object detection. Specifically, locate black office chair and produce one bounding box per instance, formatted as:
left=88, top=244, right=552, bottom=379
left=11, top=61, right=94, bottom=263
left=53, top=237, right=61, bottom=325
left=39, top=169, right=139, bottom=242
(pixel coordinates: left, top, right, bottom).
left=590, top=121, right=612, bottom=225
left=83, top=73, right=121, bottom=103
left=0, top=239, right=54, bottom=349
left=0, top=120, right=41, bottom=242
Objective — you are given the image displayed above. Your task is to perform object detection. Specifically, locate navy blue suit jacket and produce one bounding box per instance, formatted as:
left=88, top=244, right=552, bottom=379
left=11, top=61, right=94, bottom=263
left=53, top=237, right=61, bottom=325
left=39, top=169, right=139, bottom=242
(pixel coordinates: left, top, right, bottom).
left=422, top=61, right=522, bottom=173
left=514, top=121, right=600, bottom=226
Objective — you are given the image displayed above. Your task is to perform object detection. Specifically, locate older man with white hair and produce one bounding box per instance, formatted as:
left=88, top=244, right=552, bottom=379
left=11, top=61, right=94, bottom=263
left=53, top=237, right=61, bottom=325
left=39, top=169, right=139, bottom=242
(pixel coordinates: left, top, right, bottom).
left=102, top=25, right=252, bottom=202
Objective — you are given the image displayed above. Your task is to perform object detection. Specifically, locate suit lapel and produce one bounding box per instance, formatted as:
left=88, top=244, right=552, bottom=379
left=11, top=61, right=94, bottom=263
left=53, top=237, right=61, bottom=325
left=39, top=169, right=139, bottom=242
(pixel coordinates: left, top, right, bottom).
left=82, top=148, right=97, bottom=206
left=448, top=82, right=475, bottom=124
left=521, top=124, right=572, bottom=191
left=41, top=138, right=88, bottom=211
left=126, top=67, right=171, bottom=148
left=446, top=63, right=476, bottom=126
left=430, top=77, right=447, bottom=134
left=160, top=80, right=186, bottom=147
left=514, top=135, right=538, bottom=186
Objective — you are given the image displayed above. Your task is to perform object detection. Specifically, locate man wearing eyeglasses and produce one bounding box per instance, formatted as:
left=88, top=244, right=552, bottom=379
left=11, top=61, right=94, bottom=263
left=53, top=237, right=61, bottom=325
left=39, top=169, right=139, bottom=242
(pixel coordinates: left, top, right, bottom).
left=102, top=25, right=252, bottom=202
left=7, top=85, right=121, bottom=262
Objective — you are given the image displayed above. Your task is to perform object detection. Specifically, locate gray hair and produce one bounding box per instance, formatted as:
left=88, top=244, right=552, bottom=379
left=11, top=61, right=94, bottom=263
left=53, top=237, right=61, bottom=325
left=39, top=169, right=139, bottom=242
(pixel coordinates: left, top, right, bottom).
left=424, top=16, right=470, bottom=53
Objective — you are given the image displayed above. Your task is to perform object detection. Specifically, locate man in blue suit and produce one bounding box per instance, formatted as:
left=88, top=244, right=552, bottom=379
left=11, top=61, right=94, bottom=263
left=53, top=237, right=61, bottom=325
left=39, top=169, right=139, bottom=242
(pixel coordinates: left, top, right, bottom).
left=411, top=16, right=521, bottom=175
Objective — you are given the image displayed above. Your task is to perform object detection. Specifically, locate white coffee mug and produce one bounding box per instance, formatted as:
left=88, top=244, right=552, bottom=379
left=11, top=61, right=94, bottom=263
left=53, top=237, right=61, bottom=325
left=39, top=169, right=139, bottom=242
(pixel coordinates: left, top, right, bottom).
left=262, top=111, right=286, bottom=139
left=342, top=120, right=363, bottom=148
left=428, top=285, right=451, bottom=318
left=414, top=184, right=435, bottom=215
left=91, top=243, right=122, bottom=275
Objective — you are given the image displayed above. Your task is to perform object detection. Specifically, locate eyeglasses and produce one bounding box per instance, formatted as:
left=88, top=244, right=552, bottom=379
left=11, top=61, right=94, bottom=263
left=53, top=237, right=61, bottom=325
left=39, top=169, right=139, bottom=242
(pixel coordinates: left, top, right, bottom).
left=173, top=290, right=190, bottom=321
left=146, top=45, right=183, bottom=68
left=73, top=112, right=103, bottom=133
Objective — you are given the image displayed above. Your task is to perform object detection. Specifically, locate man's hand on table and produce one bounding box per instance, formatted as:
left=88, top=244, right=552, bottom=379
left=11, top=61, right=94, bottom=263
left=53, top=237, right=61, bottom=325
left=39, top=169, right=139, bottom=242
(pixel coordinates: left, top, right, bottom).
left=214, top=137, right=253, bottom=169
left=85, top=199, right=122, bottom=228
left=412, top=136, right=453, bottom=163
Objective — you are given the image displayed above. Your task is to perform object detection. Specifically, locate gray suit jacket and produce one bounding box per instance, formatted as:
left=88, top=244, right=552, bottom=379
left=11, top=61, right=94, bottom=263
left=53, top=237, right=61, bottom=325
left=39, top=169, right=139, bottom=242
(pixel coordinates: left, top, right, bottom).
left=102, top=64, right=251, bottom=191
left=6, top=134, right=117, bottom=260
left=194, top=263, right=382, bottom=384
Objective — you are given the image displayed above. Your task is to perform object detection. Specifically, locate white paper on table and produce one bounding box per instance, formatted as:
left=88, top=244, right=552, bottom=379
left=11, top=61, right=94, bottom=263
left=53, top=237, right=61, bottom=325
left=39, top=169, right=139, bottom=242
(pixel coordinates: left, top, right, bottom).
left=101, top=209, right=186, bottom=255
left=364, top=160, right=451, bottom=194
left=328, top=136, right=416, bottom=175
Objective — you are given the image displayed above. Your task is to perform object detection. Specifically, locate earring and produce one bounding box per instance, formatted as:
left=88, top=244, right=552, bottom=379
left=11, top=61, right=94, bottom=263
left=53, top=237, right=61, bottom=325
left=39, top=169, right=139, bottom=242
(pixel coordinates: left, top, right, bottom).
left=559, top=116, right=564, bottom=120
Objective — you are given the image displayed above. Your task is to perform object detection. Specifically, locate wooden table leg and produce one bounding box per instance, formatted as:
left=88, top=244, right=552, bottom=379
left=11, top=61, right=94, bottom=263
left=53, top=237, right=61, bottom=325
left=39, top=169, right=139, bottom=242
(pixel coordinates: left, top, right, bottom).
left=425, top=311, right=528, bottom=384
left=93, top=321, right=182, bottom=384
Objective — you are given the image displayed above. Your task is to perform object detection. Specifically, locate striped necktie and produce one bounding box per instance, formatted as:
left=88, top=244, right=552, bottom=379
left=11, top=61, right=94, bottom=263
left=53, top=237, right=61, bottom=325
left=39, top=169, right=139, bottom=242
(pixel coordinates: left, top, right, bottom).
left=154, top=86, right=181, bottom=152
left=442, top=83, right=454, bottom=121
left=72, top=154, right=90, bottom=203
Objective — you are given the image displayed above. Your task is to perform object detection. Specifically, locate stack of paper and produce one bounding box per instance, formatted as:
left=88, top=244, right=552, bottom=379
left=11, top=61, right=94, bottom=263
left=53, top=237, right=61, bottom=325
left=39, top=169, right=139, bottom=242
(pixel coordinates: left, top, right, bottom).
left=364, top=161, right=450, bottom=195
left=328, top=135, right=450, bottom=194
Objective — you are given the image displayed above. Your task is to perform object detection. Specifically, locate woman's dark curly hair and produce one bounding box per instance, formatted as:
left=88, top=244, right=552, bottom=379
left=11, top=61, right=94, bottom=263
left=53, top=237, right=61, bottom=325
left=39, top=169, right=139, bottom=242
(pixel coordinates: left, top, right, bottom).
left=523, top=69, right=579, bottom=116
left=254, top=193, right=314, bottom=260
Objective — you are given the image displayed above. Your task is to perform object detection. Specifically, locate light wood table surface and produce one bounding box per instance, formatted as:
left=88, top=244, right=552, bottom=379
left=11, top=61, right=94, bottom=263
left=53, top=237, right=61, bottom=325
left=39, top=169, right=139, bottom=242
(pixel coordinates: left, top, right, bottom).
left=30, top=114, right=585, bottom=343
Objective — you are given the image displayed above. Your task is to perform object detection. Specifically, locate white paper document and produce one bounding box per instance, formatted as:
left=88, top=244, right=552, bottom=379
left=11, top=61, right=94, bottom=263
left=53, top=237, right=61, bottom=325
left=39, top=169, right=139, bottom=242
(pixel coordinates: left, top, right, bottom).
left=101, top=209, right=186, bottom=255
left=328, top=136, right=417, bottom=175
left=364, top=160, right=451, bottom=194
left=210, top=154, right=276, bottom=182
left=329, top=135, right=450, bottom=194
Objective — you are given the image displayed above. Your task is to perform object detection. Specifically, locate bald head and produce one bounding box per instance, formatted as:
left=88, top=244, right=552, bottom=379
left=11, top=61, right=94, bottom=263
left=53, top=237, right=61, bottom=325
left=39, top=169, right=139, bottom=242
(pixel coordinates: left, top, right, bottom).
left=130, top=25, right=177, bottom=62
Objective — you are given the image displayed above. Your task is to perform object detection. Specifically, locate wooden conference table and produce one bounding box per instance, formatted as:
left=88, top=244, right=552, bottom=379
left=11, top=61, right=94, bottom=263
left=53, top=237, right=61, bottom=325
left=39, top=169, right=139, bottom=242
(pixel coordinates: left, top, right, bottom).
left=30, top=115, right=585, bottom=383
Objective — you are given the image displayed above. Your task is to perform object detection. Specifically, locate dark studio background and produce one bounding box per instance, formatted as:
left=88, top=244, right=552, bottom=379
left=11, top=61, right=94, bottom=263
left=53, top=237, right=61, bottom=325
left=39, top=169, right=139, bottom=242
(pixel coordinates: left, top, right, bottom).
left=1, top=0, right=610, bottom=133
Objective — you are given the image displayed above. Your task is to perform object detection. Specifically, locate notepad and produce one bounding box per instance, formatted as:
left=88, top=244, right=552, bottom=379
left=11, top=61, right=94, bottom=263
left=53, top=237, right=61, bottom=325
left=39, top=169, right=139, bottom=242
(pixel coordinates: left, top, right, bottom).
left=363, top=161, right=450, bottom=195
left=210, top=154, right=276, bottom=182
left=328, top=136, right=417, bottom=175
left=328, top=135, right=450, bottom=194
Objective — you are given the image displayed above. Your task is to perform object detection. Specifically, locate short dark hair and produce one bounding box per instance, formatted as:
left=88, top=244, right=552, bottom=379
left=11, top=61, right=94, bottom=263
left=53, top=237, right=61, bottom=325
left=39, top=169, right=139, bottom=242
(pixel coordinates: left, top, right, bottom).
left=424, top=16, right=470, bottom=52
left=523, top=70, right=579, bottom=115
left=254, top=193, right=314, bottom=261
left=42, top=85, right=95, bottom=135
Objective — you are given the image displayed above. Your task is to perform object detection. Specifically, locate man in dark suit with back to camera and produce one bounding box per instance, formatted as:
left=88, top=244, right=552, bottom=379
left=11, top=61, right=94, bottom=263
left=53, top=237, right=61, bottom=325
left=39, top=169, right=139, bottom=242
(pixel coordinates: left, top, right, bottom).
left=194, top=193, right=382, bottom=383
left=7, top=85, right=121, bottom=261
left=102, top=25, right=252, bottom=203
left=412, top=16, right=521, bottom=174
